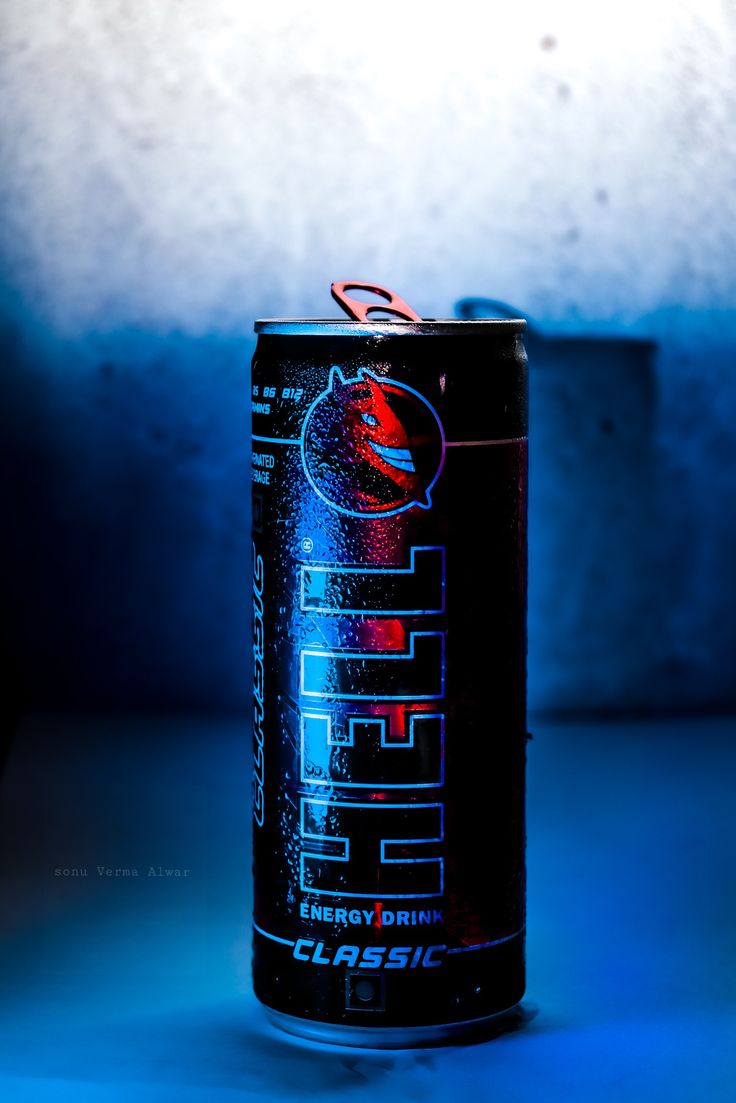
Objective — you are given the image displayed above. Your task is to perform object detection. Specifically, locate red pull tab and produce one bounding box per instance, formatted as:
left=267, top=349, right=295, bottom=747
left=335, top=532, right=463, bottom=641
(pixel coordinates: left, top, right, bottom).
left=331, top=281, right=422, bottom=322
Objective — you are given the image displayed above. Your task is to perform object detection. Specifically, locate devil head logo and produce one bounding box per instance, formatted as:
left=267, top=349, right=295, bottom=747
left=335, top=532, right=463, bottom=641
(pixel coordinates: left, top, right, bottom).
left=301, top=368, right=445, bottom=517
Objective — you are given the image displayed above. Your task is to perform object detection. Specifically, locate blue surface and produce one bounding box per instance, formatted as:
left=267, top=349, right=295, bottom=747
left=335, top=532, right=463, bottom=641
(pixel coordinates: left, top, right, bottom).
left=1, top=714, right=734, bottom=1100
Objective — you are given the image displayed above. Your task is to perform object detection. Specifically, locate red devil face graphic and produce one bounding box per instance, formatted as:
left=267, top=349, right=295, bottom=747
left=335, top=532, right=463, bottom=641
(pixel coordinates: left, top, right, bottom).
left=301, top=369, right=445, bottom=516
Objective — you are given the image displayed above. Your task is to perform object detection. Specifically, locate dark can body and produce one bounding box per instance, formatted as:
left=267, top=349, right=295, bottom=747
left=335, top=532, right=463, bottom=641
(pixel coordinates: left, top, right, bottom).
left=250, top=319, right=528, bottom=1047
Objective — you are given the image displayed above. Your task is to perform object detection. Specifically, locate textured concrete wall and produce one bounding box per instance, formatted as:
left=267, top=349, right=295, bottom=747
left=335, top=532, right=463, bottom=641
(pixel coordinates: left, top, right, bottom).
left=1, top=3, right=734, bottom=332
left=1, top=2, right=734, bottom=711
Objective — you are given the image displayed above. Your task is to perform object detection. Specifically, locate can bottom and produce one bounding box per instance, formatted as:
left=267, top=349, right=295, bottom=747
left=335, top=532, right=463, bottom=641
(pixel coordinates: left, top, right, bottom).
left=263, top=1003, right=527, bottom=1050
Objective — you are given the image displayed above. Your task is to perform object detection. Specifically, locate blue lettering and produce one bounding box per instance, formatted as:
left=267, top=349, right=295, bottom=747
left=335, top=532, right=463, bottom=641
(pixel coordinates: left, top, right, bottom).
left=386, top=947, right=411, bottom=968
left=359, top=947, right=387, bottom=969
left=333, top=945, right=359, bottom=967
left=293, top=938, right=313, bottom=961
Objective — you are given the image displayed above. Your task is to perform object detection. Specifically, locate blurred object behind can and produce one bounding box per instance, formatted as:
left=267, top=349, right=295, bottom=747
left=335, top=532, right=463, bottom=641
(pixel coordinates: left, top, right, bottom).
left=457, top=297, right=658, bottom=714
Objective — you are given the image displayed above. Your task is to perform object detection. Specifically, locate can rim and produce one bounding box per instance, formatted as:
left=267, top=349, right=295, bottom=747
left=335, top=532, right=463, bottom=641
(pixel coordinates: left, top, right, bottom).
left=254, top=318, right=526, bottom=336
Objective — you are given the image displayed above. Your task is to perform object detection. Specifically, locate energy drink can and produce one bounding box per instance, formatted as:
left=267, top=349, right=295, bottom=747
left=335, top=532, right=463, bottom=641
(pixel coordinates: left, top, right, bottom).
left=250, top=293, right=528, bottom=1047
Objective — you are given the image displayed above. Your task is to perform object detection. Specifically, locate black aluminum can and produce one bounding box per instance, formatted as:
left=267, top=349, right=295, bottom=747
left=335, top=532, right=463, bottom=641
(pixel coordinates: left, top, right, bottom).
left=250, top=318, right=528, bottom=1047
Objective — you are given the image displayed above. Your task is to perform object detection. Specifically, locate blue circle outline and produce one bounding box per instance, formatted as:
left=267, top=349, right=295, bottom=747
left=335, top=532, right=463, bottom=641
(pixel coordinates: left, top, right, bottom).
left=300, top=368, right=446, bottom=519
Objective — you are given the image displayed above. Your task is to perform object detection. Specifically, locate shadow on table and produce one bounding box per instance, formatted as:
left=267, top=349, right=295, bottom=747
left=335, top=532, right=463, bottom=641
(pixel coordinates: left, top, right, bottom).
left=0, top=1000, right=539, bottom=1094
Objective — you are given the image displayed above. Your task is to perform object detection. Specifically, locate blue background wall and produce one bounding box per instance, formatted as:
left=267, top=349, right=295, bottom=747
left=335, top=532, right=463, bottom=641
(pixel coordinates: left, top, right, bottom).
left=1, top=2, right=735, bottom=714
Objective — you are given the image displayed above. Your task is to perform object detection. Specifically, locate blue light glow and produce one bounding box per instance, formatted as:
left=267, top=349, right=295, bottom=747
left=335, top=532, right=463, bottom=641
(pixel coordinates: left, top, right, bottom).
left=300, top=545, right=445, bottom=616
left=300, top=712, right=445, bottom=788
left=300, top=798, right=444, bottom=898
left=301, top=632, right=445, bottom=702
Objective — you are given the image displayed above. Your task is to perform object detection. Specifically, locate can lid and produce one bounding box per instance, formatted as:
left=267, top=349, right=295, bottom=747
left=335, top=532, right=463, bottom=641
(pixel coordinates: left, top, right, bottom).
left=257, top=282, right=525, bottom=334
left=254, top=318, right=526, bottom=336
left=331, top=280, right=423, bottom=322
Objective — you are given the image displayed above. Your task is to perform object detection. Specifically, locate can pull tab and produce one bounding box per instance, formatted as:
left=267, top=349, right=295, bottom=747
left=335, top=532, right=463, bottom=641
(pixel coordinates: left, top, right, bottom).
left=331, top=281, right=422, bottom=322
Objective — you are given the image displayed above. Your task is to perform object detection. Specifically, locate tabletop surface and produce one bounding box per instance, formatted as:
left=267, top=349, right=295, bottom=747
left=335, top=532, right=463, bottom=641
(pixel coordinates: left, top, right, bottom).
left=0, top=713, right=734, bottom=1102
